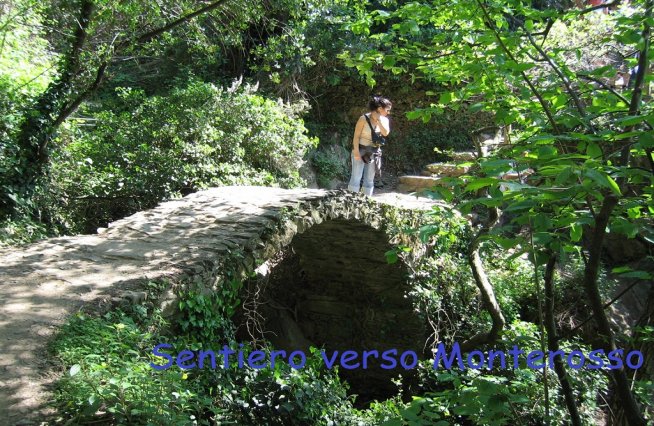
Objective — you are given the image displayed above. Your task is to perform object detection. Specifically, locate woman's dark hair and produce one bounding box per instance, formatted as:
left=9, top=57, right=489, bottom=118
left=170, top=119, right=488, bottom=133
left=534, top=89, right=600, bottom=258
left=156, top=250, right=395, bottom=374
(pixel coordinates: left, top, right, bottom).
left=368, top=95, right=392, bottom=111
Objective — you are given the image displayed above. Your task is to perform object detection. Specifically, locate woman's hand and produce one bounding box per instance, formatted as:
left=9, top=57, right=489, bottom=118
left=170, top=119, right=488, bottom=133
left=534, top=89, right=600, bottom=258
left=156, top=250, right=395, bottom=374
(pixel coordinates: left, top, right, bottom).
left=353, top=149, right=361, bottom=160
left=373, top=108, right=390, bottom=136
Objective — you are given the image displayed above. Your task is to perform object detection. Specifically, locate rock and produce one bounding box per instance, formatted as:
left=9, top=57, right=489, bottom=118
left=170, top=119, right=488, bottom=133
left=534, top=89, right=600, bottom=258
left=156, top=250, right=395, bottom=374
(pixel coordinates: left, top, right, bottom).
left=603, top=233, right=648, bottom=264
left=324, top=178, right=342, bottom=190
left=397, top=176, right=445, bottom=192
left=122, top=291, right=147, bottom=304
left=299, top=161, right=319, bottom=189
left=501, top=169, right=533, bottom=181
left=424, top=163, right=470, bottom=177
left=451, top=151, right=476, bottom=161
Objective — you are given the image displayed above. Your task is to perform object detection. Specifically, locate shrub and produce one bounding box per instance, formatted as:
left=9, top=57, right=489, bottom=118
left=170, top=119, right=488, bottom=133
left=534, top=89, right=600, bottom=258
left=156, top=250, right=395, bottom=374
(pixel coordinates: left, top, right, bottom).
left=382, top=322, right=607, bottom=426
left=45, top=80, right=317, bottom=233
left=311, top=145, right=350, bottom=188
left=50, top=311, right=208, bottom=425
left=50, top=294, right=362, bottom=425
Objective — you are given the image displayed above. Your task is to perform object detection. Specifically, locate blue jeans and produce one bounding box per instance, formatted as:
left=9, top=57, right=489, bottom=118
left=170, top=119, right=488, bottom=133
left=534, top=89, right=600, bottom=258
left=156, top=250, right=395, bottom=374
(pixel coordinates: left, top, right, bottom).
left=347, top=151, right=376, bottom=196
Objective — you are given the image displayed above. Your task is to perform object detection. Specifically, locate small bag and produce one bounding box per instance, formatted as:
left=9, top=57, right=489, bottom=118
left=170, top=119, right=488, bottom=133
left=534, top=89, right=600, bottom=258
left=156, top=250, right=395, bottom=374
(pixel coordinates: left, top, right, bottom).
left=364, top=114, right=386, bottom=147
left=359, top=144, right=376, bottom=164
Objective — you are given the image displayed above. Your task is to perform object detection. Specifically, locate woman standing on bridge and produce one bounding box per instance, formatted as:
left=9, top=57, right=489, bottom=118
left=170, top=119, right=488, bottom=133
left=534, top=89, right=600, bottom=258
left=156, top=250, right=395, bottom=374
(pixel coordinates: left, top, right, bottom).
left=347, top=96, right=391, bottom=196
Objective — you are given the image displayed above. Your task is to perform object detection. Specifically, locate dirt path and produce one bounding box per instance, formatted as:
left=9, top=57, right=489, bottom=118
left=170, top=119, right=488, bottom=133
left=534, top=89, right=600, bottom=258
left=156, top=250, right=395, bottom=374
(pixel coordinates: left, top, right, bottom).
left=0, top=231, right=175, bottom=424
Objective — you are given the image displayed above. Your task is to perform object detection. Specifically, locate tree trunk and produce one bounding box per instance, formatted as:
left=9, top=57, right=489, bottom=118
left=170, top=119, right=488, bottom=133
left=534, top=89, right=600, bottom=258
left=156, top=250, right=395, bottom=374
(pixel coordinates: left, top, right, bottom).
left=461, top=206, right=506, bottom=352
left=5, top=0, right=231, bottom=213
left=584, top=195, right=646, bottom=426
left=14, top=0, right=94, bottom=184
left=544, top=255, right=582, bottom=426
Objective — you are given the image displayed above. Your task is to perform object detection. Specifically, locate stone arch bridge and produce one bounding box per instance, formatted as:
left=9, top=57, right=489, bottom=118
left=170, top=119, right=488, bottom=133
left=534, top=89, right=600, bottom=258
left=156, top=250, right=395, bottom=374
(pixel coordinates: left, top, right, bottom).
left=0, top=186, right=444, bottom=423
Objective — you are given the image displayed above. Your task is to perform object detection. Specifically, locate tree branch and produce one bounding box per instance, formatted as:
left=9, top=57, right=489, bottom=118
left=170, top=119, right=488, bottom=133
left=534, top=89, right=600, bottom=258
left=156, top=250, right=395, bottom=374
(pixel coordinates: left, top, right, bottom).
left=583, top=194, right=647, bottom=426
left=561, top=277, right=648, bottom=339
left=475, top=0, right=561, bottom=134
left=577, top=0, right=621, bottom=16
left=621, top=0, right=652, bottom=169
left=526, top=33, right=595, bottom=134
left=544, top=255, right=582, bottom=426
left=53, top=62, right=107, bottom=130
left=117, top=0, right=231, bottom=49
left=578, top=73, right=630, bottom=105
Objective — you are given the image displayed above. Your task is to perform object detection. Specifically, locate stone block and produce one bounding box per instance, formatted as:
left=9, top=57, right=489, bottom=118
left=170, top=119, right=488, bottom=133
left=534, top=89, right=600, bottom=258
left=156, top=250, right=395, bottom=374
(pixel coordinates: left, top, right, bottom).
left=424, top=163, right=469, bottom=177
left=451, top=151, right=476, bottom=161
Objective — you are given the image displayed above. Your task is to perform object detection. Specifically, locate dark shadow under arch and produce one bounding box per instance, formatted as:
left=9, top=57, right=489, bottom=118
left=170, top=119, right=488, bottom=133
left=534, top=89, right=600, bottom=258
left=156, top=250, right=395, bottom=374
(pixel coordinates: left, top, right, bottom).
left=237, top=218, right=426, bottom=405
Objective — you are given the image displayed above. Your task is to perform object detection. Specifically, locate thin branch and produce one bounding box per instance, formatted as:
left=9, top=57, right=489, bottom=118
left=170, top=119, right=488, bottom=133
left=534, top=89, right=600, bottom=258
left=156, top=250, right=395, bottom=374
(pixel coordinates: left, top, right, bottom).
left=540, top=19, right=554, bottom=47
left=53, top=62, right=107, bottom=129
left=119, top=0, right=231, bottom=49
left=621, top=0, right=653, bottom=169
left=475, top=0, right=560, bottom=134
left=559, top=277, right=648, bottom=339
left=544, top=255, right=582, bottom=426
left=526, top=33, right=595, bottom=133
left=578, top=74, right=631, bottom=105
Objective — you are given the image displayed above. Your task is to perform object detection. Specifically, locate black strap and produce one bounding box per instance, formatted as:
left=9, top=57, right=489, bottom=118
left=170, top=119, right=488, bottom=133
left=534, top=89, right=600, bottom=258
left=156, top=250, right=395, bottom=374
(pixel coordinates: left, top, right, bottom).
left=364, top=114, right=376, bottom=134
left=364, top=114, right=384, bottom=147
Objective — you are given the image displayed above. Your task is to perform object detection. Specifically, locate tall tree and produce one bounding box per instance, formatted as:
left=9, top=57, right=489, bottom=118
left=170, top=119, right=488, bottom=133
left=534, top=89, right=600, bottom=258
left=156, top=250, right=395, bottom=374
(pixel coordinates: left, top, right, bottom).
left=3, top=0, right=258, bottom=215
left=345, top=0, right=653, bottom=423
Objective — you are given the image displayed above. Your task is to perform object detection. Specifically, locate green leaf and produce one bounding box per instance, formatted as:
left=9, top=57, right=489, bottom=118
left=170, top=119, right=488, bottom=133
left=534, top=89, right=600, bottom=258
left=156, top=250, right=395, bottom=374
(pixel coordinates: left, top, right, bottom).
left=615, top=115, right=647, bottom=126
left=381, top=420, right=403, bottom=426
left=383, top=55, right=396, bottom=68
left=552, top=94, right=567, bottom=108
left=525, top=19, right=534, bottom=31
left=406, top=110, right=423, bottom=120
left=570, top=224, right=583, bottom=242
left=465, top=178, right=498, bottom=191
left=584, top=168, right=621, bottom=196
left=583, top=64, right=616, bottom=77
left=439, top=92, right=453, bottom=104
left=469, top=102, right=484, bottom=112
left=621, top=271, right=653, bottom=279
left=586, top=143, right=602, bottom=159
left=481, top=159, right=513, bottom=175
left=637, top=132, right=654, bottom=149
left=385, top=250, right=399, bottom=264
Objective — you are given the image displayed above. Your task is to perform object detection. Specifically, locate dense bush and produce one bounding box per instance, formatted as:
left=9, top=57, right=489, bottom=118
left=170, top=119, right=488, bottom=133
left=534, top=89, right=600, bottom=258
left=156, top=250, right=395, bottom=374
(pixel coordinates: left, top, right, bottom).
left=392, top=322, right=608, bottom=426
left=0, top=0, right=57, bottom=244
left=311, top=145, right=350, bottom=188
left=43, top=80, right=317, bottom=233
left=50, top=295, right=361, bottom=425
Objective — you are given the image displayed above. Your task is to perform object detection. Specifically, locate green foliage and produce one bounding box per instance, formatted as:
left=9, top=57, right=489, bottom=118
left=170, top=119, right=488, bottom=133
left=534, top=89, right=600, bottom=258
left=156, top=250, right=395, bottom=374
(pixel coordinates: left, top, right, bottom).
left=177, top=281, right=240, bottom=344
left=385, top=111, right=487, bottom=173
left=311, top=145, right=350, bottom=187
left=0, top=0, right=57, bottom=224
left=50, top=311, right=207, bottom=425
left=251, top=0, right=373, bottom=100
left=378, top=322, right=607, bottom=426
left=50, top=306, right=364, bottom=425
left=345, top=0, right=654, bottom=260
left=43, top=80, right=317, bottom=233
left=217, top=348, right=359, bottom=425
left=0, top=216, right=50, bottom=246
